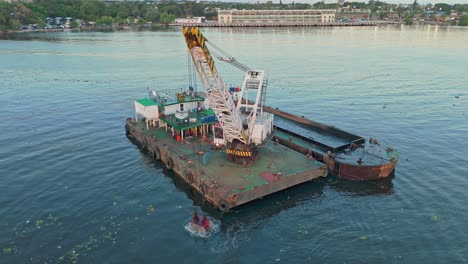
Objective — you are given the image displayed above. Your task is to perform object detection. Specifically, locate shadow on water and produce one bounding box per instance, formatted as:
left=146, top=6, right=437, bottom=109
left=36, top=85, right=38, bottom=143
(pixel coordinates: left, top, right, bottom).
left=213, top=172, right=394, bottom=227
left=219, top=179, right=326, bottom=220
left=139, top=142, right=395, bottom=217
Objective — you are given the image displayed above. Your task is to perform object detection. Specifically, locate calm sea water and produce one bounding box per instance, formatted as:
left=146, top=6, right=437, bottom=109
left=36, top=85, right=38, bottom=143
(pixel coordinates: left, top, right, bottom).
left=1, top=25, right=467, bottom=263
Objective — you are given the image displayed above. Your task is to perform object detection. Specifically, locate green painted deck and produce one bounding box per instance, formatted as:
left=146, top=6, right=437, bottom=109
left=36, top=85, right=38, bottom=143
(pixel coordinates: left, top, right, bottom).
left=160, top=110, right=216, bottom=131
left=129, top=120, right=327, bottom=210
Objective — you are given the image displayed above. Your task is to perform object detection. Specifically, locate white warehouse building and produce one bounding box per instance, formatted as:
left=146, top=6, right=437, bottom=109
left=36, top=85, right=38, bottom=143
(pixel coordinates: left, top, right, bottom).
left=218, top=9, right=336, bottom=25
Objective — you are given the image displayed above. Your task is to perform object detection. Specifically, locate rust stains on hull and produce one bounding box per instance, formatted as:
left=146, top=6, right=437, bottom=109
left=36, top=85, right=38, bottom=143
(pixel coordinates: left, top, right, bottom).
left=335, top=161, right=397, bottom=181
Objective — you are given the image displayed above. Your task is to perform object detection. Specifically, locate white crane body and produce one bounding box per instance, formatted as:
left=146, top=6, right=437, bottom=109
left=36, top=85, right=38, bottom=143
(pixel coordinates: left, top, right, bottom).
left=183, top=27, right=273, bottom=162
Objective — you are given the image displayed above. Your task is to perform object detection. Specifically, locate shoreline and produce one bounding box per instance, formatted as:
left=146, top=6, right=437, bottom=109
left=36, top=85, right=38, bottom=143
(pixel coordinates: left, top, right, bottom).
left=2, top=21, right=463, bottom=36
left=0, top=23, right=173, bottom=35
left=174, top=21, right=395, bottom=27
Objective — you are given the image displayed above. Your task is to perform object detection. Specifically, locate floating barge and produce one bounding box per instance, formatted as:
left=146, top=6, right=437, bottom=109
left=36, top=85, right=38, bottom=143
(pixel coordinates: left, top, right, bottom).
left=125, top=27, right=398, bottom=212
left=125, top=96, right=397, bottom=211
left=125, top=97, right=327, bottom=212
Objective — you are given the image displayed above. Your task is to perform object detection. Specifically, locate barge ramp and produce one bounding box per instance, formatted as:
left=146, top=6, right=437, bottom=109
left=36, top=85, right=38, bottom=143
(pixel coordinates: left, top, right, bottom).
left=125, top=118, right=327, bottom=212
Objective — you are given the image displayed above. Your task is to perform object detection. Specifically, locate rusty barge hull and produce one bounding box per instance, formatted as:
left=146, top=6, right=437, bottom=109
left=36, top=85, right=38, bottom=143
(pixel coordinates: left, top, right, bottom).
left=265, top=107, right=398, bottom=181
left=125, top=118, right=327, bottom=212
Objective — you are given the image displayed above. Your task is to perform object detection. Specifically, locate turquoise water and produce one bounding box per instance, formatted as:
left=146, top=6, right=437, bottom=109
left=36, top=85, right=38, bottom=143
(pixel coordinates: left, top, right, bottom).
left=1, top=25, right=467, bottom=263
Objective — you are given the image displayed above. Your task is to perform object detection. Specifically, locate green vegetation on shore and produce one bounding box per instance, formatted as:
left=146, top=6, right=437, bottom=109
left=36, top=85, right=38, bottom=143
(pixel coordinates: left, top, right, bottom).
left=460, top=15, right=468, bottom=26
left=0, top=0, right=200, bottom=30
left=1, top=0, right=468, bottom=31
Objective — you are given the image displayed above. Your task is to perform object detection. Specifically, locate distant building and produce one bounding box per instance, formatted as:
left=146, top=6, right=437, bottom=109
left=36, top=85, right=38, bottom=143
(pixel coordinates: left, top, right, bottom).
left=175, top=17, right=205, bottom=24
left=338, top=0, right=345, bottom=6
left=55, top=17, right=62, bottom=25
left=45, top=17, right=75, bottom=29
left=218, top=9, right=336, bottom=25
left=336, top=7, right=371, bottom=20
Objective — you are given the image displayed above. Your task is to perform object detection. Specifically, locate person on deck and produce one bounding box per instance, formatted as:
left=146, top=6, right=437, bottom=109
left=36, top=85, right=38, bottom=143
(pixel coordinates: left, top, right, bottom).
left=192, top=210, right=200, bottom=224
left=201, top=214, right=210, bottom=230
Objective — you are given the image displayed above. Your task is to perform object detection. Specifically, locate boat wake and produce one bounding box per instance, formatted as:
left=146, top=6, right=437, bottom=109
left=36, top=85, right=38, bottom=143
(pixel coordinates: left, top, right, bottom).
left=184, top=217, right=221, bottom=238
left=209, top=221, right=255, bottom=253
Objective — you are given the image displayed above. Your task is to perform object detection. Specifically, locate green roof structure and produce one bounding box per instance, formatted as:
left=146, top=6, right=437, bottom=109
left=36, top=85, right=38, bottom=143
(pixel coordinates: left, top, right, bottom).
left=135, top=98, right=157, bottom=107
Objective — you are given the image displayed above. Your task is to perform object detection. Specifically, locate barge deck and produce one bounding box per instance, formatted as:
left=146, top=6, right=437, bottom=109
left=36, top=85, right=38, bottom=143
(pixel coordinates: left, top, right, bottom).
left=126, top=118, right=327, bottom=212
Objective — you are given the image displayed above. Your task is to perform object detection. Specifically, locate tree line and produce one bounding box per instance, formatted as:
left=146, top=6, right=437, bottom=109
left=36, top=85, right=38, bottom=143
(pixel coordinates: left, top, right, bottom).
left=1, top=0, right=468, bottom=30
left=0, top=0, right=206, bottom=30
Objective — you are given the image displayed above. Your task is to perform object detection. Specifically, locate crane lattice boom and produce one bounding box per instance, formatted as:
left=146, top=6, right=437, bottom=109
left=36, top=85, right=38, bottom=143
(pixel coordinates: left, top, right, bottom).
left=183, top=27, right=247, bottom=145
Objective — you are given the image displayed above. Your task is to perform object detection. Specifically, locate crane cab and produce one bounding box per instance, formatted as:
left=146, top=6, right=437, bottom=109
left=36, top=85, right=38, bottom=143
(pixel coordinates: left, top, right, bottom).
left=250, top=113, right=274, bottom=145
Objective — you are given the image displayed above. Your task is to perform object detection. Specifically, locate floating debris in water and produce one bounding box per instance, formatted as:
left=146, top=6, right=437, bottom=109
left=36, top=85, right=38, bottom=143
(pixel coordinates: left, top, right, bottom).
left=297, top=224, right=309, bottom=239
left=3, top=247, right=13, bottom=255
left=35, top=219, right=44, bottom=228
left=69, top=250, right=79, bottom=264
left=146, top=205, right=155, bottom=215
left=59, top=225, right=114, bottom=263
left=47, top=214, right=58, bottom=222
left=34, top=214, right=58, bottom=229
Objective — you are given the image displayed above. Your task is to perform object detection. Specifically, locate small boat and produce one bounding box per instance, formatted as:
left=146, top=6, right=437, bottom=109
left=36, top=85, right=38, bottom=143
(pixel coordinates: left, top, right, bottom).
left=187, top=211, right=212, bottom=237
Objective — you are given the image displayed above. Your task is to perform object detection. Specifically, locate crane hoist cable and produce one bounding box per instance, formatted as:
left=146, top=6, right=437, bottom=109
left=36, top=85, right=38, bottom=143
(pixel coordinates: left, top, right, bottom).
left=187, top=50, right=198, bottom=91
left=192, top=62, right=198, bottom=91
left=206, top=41, right=252, bottom=72
left=187, top=50, right=193, bottom=89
